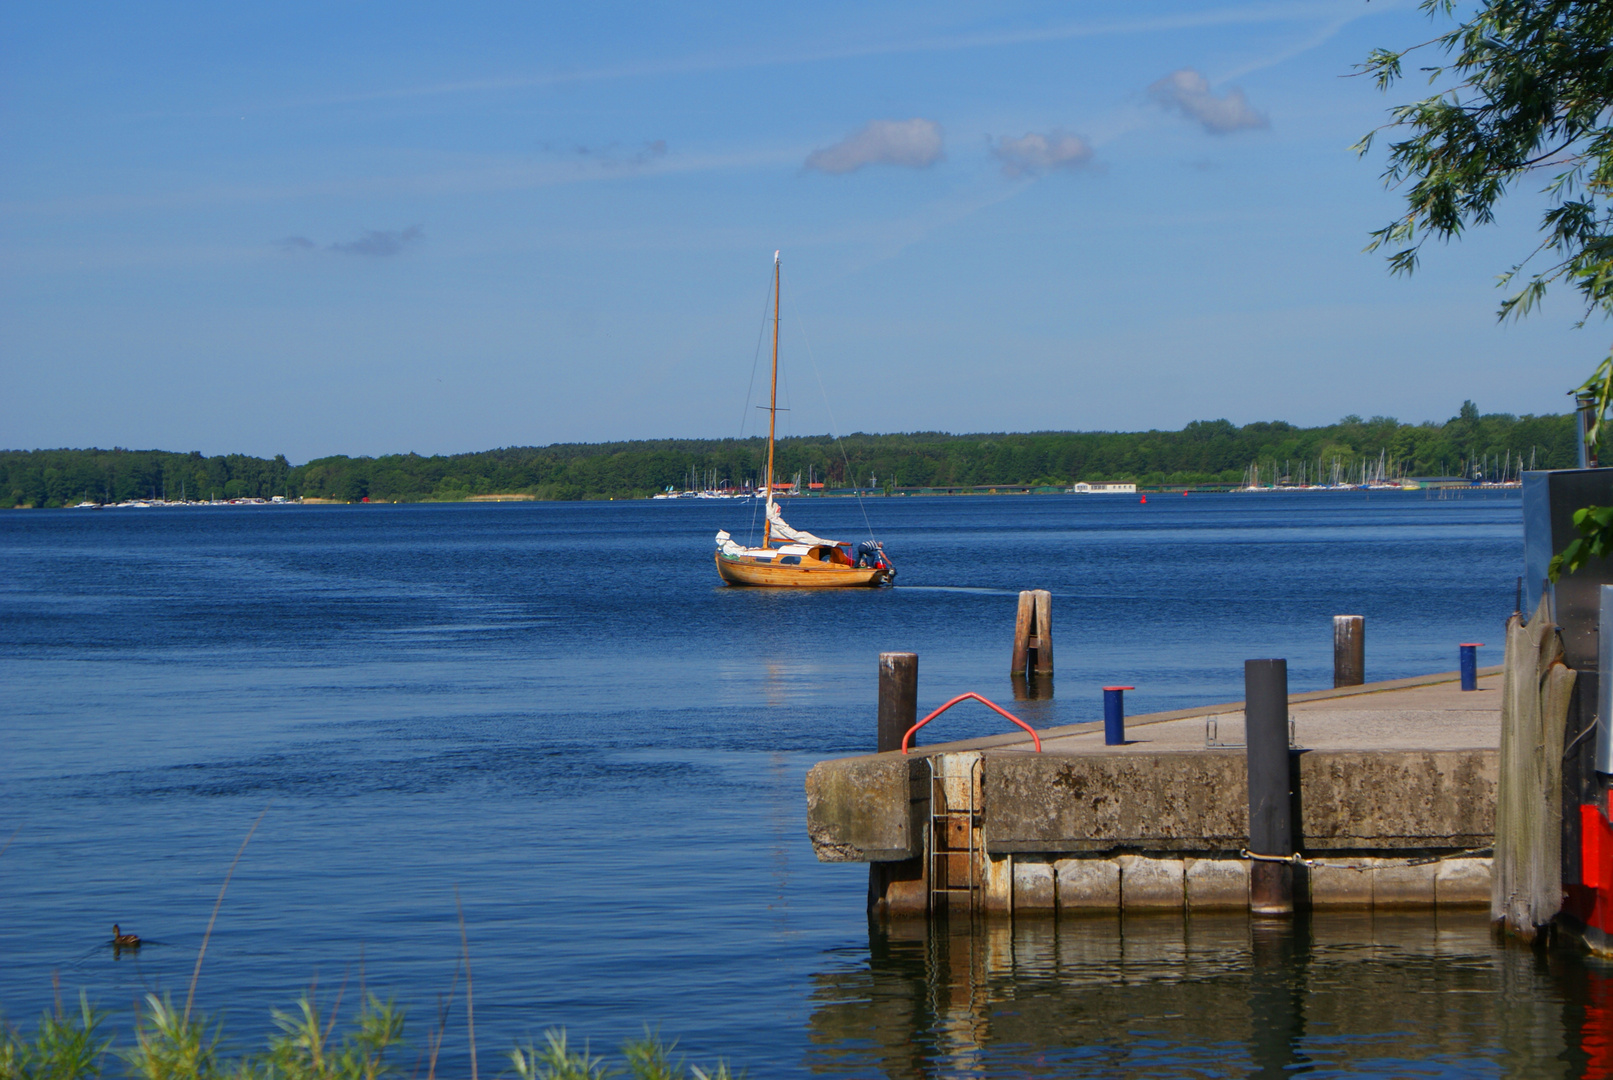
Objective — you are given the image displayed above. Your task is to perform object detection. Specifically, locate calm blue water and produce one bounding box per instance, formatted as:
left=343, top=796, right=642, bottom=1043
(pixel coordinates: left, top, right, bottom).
left=3, top=490, right=1603, bottom=1077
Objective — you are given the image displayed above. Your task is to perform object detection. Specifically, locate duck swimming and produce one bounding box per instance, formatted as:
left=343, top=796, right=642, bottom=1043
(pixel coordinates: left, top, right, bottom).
left=112, top=924, right=141, bottom=948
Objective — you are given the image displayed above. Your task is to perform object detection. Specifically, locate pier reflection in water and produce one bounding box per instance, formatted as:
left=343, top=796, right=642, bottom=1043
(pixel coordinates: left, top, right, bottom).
left=807, top=911, right=1612, bottom=1078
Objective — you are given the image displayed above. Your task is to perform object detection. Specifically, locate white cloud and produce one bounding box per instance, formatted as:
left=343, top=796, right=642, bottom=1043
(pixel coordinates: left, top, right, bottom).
left=991, top=130, right=1094, bottom=177
left=804, top=119, right=944, bottom=175
left=1147, top=68, right=1268, bottom=134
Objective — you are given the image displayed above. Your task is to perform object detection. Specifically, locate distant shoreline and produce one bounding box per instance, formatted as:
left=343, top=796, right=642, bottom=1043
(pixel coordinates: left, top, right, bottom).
left=0, top=412, right=1571, bottom=508
left=13, top=481, right=1528, bottom=510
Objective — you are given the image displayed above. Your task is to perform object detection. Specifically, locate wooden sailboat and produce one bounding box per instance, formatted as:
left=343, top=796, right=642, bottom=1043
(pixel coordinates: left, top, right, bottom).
left=714, top=253, right=893, bottom=588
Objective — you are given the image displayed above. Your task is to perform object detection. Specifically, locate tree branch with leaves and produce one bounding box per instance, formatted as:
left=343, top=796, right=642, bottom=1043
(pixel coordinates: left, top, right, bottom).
left=1359, top=1, right=1613, bottom=580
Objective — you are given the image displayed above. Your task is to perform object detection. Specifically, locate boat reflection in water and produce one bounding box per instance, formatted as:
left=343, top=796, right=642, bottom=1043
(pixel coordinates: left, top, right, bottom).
left=805, top=911, right=1612, bottom=1078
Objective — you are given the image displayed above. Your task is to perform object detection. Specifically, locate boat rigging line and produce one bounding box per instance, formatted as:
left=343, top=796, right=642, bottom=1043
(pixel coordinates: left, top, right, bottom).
left=737, top=268, right=775, bottom=546
left=780, top=265, right=884, bottom=557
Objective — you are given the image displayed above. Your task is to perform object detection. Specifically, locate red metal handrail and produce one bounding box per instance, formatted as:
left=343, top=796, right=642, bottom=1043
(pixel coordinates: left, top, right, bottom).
left=901, top=692, right=1042, bottom=754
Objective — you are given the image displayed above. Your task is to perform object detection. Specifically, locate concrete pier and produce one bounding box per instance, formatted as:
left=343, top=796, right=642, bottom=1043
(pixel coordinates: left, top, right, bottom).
left=807, top=667, right=1502, bottom=917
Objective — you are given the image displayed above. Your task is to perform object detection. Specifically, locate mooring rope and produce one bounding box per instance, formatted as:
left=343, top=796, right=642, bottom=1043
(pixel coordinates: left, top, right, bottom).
left=1239, top=845, right=1494, bottom=872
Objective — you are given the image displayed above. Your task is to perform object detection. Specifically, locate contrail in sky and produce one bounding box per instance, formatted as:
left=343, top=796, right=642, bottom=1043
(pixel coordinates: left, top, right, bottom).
left=259, top=1, right=1400, bottom=114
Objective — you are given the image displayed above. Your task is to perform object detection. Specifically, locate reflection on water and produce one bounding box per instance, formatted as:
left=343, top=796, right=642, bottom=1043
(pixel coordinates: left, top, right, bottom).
left=807, top=911, right=1613, bottom=1078
left=1009, top=673, right=1054, bottom=702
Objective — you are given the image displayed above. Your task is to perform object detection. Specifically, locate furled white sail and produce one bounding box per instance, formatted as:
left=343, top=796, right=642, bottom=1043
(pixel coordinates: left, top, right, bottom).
left=714, top=529, right=748, bottom=558
left=767, top=501, right=839, bottom=546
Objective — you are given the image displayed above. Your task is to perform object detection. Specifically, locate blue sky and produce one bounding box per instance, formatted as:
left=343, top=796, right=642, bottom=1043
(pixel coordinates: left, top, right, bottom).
left=0, top=1, right=1598, bottom=461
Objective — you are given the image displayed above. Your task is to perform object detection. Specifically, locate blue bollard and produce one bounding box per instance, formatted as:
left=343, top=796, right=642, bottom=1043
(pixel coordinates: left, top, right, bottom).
left=1104, top=686, right=1134, bottom=745
left=1459, top=643, right=1482, bottom=691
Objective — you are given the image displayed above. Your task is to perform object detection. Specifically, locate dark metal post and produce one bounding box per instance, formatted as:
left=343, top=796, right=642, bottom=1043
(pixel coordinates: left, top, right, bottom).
left=1459, top=643, right=1481, bottom=692
left=877, top=652, right=918, bottom=753
left=871, top=649, right=923, bottom=921
left=1103, top=686, right=1133, bottom=746
left=1599, top=587, right=1613, bottom=776
left=1332, top=615, right=1364, bottom=688
left=1245, top=659, right=1294, bottom=915
left=1578, top=392, right=1599, bottom=469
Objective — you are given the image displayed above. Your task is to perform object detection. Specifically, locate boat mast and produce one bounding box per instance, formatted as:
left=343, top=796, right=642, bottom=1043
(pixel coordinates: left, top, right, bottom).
left=764, top=251, right=780, bottom=547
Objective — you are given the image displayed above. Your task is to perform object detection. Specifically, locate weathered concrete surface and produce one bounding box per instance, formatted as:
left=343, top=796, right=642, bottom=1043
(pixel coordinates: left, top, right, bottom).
left=984, top=852, right=1012, bottom=914
left=1118, top=855, right=1185, bottom=909
left=1374, top=861, right=1437, bottom=907
left=1185, top=858, right=1249, bottom=909
left=871, top=666, right=1502, bottom=759
left=1012, top=859, right=1056, bottom=911
left=1297, top=750, right=1495, bottom=850
left=983, top=751, right=1248, bottom=853
left=1435, top=858, right=1492, bottom=906
left=1055, top=857, right=1119, bottom=911
left=977, top=749, right=1494, bottom=855
left=1021, top=673, right=1500, bottom=755
left=964, top=853, right=1488, bottom=912
left=804, top=755, right=923, bottom=862
left=809, top=747, right=1498, bottom=861
left=1308, top=861, right=1373, bottom=907
left=808, top=669, right=1502, bottom=866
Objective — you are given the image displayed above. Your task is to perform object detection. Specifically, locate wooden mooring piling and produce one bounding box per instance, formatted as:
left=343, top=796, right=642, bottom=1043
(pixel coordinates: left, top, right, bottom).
left=1333, top=615, right=1364, bottom=688
left=1010, top=590, right=1052, bottom=677
left=876, top=652, right=918, bottom=754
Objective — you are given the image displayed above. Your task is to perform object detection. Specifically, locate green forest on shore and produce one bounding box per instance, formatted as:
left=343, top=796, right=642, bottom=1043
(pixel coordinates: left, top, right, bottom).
left=0, top=404, right=1577, bottom=507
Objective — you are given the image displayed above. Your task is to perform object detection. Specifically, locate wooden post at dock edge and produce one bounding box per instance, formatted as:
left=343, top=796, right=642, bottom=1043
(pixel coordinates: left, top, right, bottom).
left=1011, top=590, right=1054, bottom=676
left=1333, top=615, right=1364, bottom=688
left=877, top=652, right=918, bottom=753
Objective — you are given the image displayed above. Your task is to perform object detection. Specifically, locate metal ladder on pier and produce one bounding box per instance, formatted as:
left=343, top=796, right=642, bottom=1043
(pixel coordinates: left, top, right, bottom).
left=928, top=754, right=983, bottom=918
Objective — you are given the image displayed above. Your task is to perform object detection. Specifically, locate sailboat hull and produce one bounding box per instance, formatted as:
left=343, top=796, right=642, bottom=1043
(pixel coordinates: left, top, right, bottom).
left=714, top=552, right=892, bottom=587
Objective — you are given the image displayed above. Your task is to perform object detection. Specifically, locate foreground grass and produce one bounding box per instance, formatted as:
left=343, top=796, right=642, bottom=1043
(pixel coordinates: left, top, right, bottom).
left=0, top=991, right=734, bottom=1080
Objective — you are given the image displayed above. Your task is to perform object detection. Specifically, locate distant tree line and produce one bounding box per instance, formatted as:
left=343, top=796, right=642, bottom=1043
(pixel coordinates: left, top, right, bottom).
left=0, top=403, right=1578, bottom=508
left=0, top=449, right=295, bottom=508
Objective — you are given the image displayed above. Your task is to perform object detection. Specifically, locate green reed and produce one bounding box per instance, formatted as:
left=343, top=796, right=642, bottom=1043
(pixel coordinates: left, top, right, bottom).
left=1, top=993, right=735, bottom=1080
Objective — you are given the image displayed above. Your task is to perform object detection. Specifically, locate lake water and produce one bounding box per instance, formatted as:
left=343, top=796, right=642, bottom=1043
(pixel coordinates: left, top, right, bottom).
left=4, top=490, right=1604, bottom=1077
